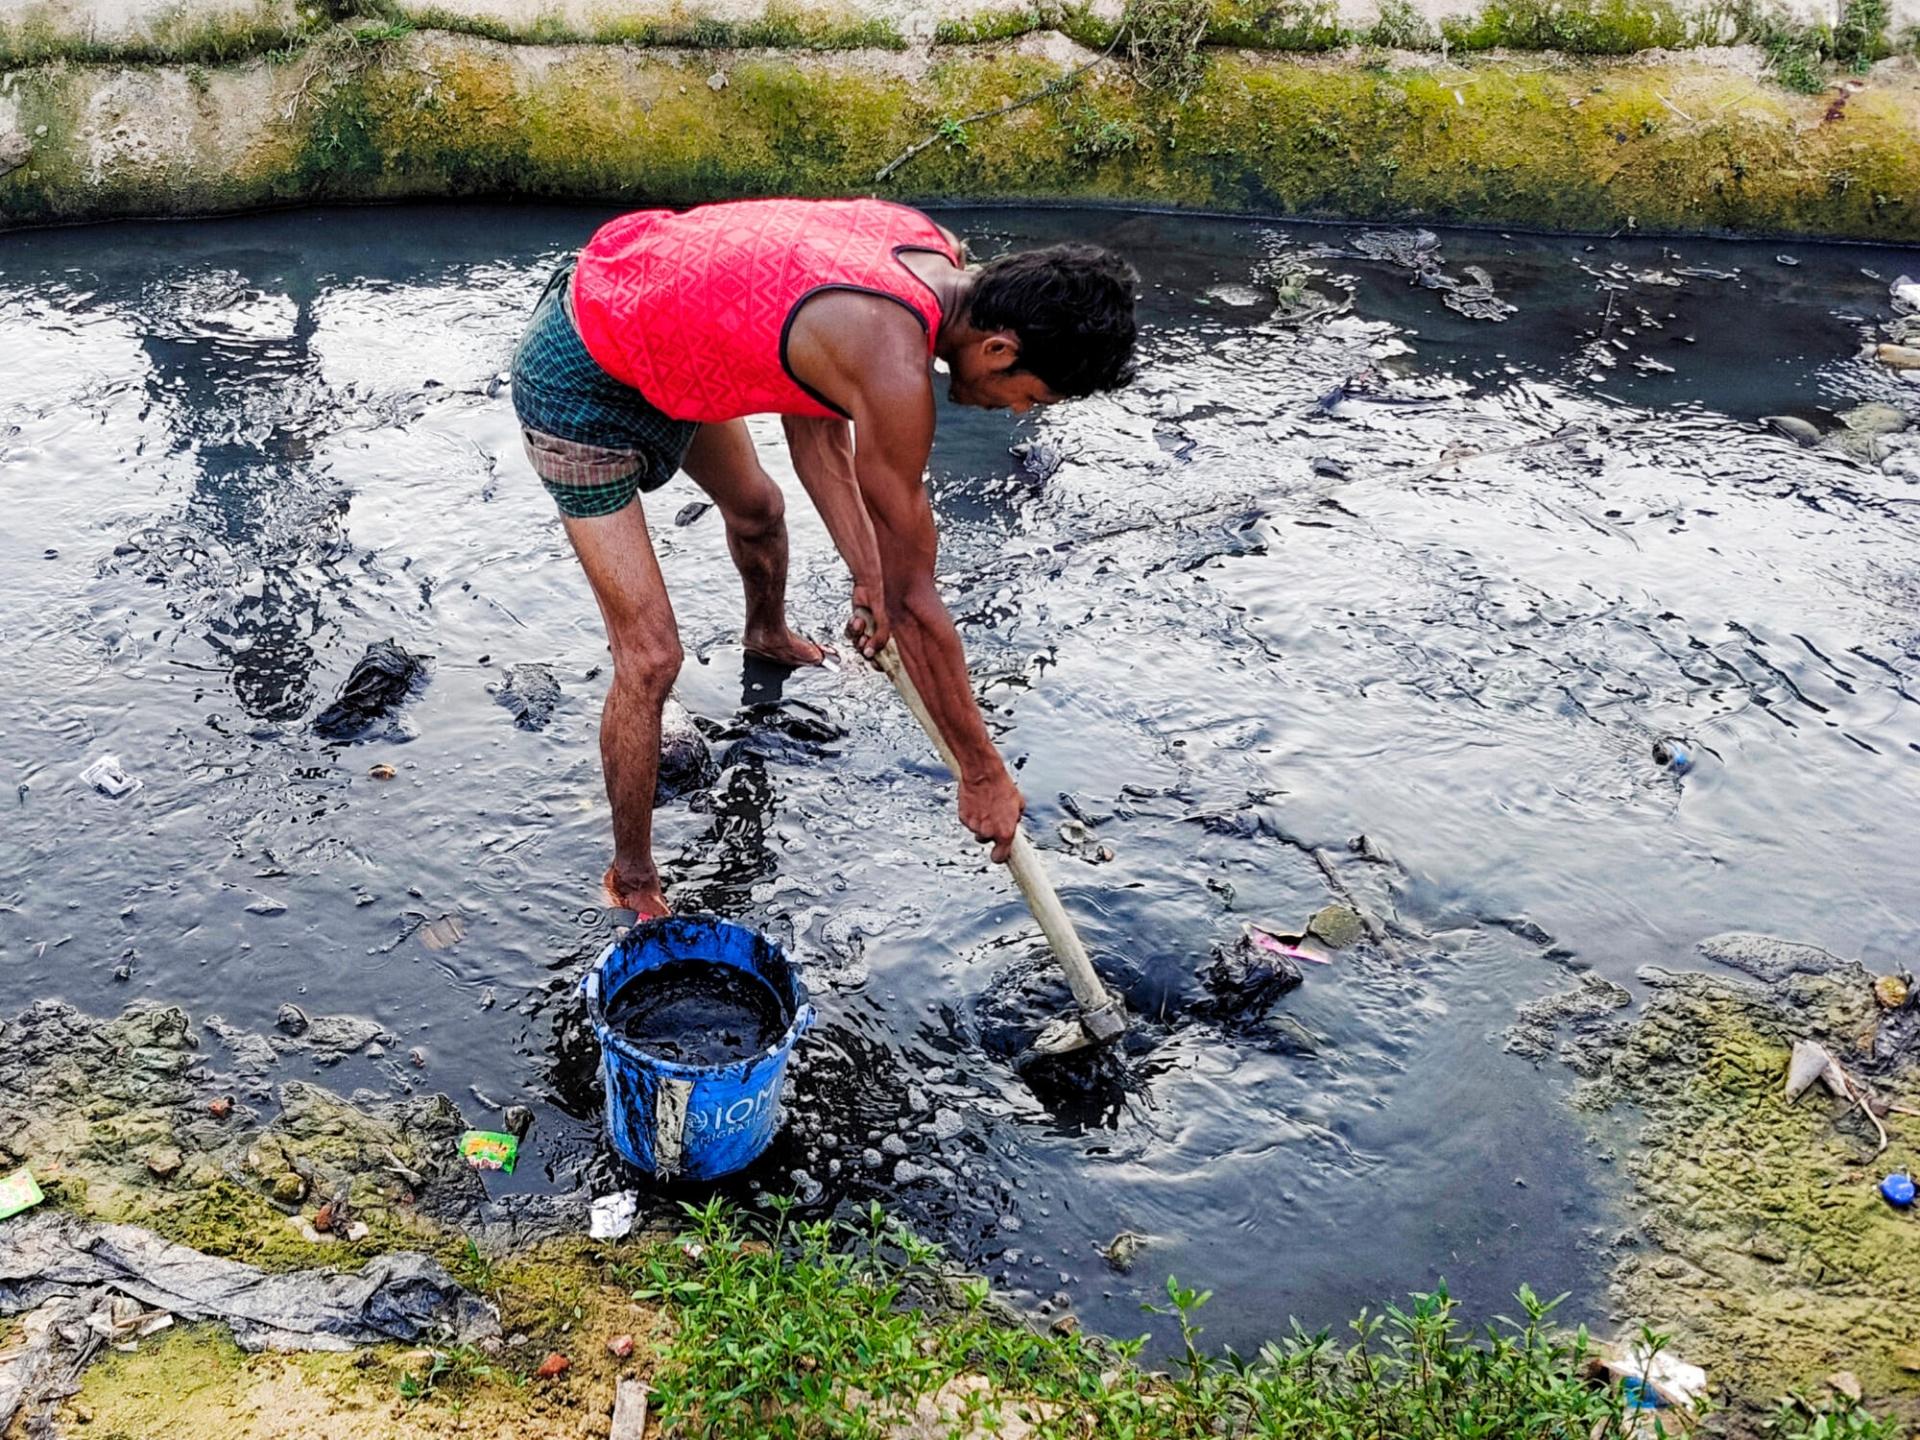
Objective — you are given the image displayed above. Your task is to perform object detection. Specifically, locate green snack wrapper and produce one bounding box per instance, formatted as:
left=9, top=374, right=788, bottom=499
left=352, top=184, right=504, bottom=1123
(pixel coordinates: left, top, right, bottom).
left=0, top=1166, right=45, bottom=1220
left=458, top=1130, right=518, bottom=1174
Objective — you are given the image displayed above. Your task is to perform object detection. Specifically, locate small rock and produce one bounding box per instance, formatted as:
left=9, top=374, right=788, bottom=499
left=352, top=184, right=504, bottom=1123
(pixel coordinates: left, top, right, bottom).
left=145, top=1146, right=183, bottom=1180
left=607, top=1333, right=635, bottom=1359
left=707, top=70, right=728, bottom=90
left=1762, top=415, right=1822, bottom=447
left=1748, top=1232, right=1788, bottom=1263
left=276, top=1004, right=310, bottom=1037
left=1828, top=1370, right=1863, bottom=1402
left=1050, top=1313, right=1080, bottom=1336
left=503, top=1104, right=535, bottom=1140
left=1102, top=1231, right=1146, bottom=1273
left=345, top=1220, right=370, bottom=1242
left=246, top=896, right=288, bottom=916
left=1875, top=974, right=1909, bottom=1009
left=368, top=763, right=397, bottom=780
left=209, top=1096, right=233, bottom=1120
left=1307, top=904, right=1366, bottom=949
left=1894, top=1346, right=1920, bottom=1373
left=1839, top=402, right=1909, bottom=435
left=271, top=1172, right=309, bottom=1205
left=536, top=1352, right=571, bottom=1379
left=494, top=664, right=561, bottom=731
left=674, top=501, right=712, bottom=527
left=1877, top=343, right=1920, bottom=371
left=0, top=127, right=31, bottom=176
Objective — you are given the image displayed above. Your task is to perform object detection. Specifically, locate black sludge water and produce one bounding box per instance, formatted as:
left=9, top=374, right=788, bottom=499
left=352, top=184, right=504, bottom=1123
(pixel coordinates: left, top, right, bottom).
left=606, top=959, right=788, bottom=1067
left=3, top=205, right=1919, bottom=1356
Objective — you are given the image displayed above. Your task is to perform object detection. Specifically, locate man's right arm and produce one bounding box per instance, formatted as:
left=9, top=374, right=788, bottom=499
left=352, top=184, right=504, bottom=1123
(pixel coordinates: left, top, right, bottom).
left=843, top=370, right=1025, bottom=862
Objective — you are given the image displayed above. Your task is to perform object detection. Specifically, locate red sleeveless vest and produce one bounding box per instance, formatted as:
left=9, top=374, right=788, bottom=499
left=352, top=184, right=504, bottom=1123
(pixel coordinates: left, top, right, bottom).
left=569, top=198, right=958, bottom=424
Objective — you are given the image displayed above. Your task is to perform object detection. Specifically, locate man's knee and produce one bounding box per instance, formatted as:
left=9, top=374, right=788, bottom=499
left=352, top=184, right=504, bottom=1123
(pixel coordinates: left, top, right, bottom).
left=723, top=475, right=785, bottom=541
left=611, top=630, right=683, bottom=699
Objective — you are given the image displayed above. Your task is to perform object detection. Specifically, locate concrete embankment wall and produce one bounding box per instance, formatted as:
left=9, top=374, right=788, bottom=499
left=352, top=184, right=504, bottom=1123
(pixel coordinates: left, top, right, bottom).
left=2, top=0, right=1919, bottom=235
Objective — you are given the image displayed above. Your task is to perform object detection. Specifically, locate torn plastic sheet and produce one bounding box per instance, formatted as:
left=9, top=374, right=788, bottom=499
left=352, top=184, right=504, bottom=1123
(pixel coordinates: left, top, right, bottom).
left=0, top=1211, right=499, bottom=1354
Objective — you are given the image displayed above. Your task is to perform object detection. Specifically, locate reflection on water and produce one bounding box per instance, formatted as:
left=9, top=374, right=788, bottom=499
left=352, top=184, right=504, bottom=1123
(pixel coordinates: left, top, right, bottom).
left=2, top=205, right=1918, bottom=1354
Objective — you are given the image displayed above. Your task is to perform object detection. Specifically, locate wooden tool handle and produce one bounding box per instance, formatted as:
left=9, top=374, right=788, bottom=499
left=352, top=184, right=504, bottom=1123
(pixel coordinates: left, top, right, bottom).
left=873, top=638, right=1112, bottom=1016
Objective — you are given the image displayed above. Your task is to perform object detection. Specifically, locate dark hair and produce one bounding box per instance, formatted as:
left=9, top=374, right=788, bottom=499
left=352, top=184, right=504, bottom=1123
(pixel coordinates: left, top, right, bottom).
left=965, top=244, right=1139, bottom=398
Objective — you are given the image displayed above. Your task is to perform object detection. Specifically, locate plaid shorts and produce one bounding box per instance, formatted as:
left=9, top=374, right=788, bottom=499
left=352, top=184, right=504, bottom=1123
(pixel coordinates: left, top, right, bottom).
left=511, top=261, right=699, bottom=519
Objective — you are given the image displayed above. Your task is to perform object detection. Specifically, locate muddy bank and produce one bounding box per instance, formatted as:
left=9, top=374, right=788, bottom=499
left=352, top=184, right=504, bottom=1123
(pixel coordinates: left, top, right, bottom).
left=4, top=29, right=1920, bottom=237
left=1519, top=938, right=1920, bottom=1423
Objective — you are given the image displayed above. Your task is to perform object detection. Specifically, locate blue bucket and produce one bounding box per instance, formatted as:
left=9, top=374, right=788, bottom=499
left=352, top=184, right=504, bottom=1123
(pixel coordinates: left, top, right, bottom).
left=583, top=915, right=813, bottom=1182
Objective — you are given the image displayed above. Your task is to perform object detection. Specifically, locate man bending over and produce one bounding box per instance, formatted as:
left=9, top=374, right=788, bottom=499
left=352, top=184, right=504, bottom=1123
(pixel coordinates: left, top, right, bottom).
left=510, top=197, right=1137, bottom=917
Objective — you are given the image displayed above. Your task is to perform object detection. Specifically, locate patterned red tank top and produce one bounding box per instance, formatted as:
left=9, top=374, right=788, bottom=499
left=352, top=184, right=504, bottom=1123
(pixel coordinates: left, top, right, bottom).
left=569, top=198, right=958, bottom=424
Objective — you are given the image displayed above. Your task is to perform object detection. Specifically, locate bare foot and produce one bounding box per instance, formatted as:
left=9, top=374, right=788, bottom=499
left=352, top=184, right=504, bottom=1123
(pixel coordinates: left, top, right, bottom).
left=603, top=865, right=670, bottom=920
left=743, top=626, right=829, bottom=668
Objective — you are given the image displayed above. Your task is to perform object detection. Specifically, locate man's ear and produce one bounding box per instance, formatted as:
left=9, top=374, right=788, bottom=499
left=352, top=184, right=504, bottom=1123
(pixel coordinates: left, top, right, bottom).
left=981, top=330, right=1022, bottom=372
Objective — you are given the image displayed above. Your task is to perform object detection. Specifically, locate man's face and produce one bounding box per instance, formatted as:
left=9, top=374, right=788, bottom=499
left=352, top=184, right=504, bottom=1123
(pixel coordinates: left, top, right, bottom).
left=947, top=333, right=1061, bottom=414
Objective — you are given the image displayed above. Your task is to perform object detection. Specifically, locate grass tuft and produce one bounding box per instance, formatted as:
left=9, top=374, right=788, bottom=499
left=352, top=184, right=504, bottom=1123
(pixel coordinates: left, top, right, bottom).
left=627, top=1196, right=1723, bottom=1440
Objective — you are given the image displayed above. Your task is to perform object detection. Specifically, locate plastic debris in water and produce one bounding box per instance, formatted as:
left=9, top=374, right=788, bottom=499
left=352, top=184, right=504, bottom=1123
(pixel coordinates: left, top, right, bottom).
left=0, top=1166, right=45, bottom=1220
left=312, top=639, right=428, bottom=741
left=79, top=754, right=141, bottom=798
left=418, top=914, right=466, bottom=952
left=1651, top=737, right=1693, bottom=774
left=458, top=1130, right=518, bottom=1173
left=1247, top=923, right=1333, bottom=965
left=1880, top=1173, right=1915, bottom=1208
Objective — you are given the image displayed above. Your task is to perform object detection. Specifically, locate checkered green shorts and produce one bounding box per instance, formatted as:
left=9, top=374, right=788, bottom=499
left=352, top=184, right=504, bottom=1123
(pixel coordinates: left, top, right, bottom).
left=510, top=261, right=699, bottom=519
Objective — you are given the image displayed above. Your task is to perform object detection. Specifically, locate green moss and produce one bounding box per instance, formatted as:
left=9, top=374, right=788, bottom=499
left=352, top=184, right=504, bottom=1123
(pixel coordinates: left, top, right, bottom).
left=1208, top=0, right=1346, bottom=49
left=1440, top=0, right=1708, bottom=53
left=7, top=40, right=1920, bottom=240
left=133, top=1179, right=414, bottom=1272
left=934, top=6, right=1052, bottom=44
left=1368, top=0, right=1438, bottom=47
left=1735, top=0, right=1894, bottom=90
left=1575, top=969, right=1920, bottom=1416
left=0, top=0, right=902, bottom=69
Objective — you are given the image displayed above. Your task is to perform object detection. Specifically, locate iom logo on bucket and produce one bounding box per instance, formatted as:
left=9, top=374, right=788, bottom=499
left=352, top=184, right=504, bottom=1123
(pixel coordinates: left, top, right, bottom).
left=686, top=1079, right=780, bottom=1136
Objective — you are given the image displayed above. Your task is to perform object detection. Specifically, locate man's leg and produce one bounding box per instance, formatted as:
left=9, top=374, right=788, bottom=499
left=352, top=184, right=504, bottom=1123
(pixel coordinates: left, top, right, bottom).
left=681, top=420, right=826, bottom=667
left=560, top=502, right=682, bottom=917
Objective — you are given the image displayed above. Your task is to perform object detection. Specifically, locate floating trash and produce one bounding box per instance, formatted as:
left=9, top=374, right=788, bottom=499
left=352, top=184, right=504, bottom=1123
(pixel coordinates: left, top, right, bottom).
left=0, top=1166, right=45, bottom=1220
left=79, top=754, right=141, bottom=799
left=458, top=1130, right=519, bottom=1173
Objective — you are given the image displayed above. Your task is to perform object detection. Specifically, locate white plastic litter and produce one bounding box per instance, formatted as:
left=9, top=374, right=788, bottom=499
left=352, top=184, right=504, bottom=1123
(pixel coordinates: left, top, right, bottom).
left=78, top=754, right=141, bottom=798
left=588, top=1191, right=639, bottom=1240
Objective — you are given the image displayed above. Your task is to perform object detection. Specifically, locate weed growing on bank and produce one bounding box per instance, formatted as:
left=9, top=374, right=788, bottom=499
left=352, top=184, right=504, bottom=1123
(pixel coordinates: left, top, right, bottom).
left=630, top=1197, right=1679, bottom=1440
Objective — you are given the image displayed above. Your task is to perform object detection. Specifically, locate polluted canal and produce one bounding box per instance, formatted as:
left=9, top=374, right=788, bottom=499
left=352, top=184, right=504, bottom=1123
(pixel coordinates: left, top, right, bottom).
left=2, top=204, right=1918, bottom=1357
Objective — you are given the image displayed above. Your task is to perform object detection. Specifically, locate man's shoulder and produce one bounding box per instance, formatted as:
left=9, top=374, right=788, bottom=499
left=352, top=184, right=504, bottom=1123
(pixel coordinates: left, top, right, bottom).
left=787, top=289, right=932, bottom=396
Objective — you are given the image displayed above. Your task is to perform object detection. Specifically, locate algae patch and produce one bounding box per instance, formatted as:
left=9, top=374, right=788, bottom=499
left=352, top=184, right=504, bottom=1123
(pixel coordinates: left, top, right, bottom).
left=1530, top=954, right=1920, bottom=1422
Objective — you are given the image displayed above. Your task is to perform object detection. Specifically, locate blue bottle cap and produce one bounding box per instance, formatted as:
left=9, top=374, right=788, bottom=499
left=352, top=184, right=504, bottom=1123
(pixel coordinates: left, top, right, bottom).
left=1880, top=1173, right=1915, bottom=1208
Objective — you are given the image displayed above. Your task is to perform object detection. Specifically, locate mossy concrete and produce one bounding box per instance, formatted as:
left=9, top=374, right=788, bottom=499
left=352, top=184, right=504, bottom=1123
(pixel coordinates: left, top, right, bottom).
left=1533, top=959, right=1920, bottom=1423
left=3, top=32, right=1920, bottom=237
